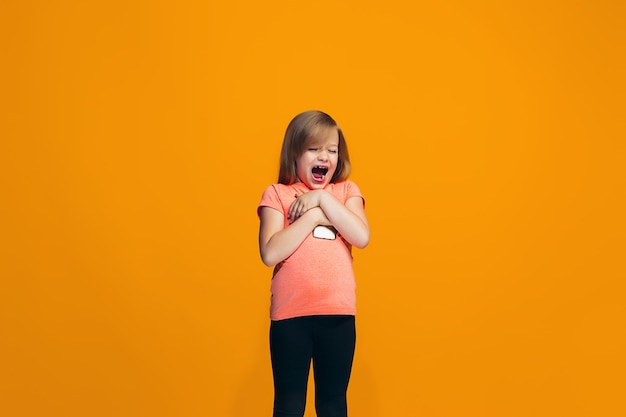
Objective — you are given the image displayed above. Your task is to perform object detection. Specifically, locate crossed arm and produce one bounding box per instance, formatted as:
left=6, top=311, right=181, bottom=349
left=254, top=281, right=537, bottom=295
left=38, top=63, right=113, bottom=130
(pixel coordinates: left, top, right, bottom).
left=258, top=190, right=370, bottom=267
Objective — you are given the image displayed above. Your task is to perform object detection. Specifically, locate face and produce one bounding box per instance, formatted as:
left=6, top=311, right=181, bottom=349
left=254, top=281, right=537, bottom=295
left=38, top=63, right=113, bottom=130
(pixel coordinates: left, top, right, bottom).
left=295, top=126, right=339, bottom=189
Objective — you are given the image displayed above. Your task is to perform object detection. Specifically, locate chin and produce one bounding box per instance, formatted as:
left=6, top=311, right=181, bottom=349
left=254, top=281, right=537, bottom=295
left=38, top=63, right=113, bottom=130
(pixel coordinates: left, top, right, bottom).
left=309, top=181, right=328, bottom=189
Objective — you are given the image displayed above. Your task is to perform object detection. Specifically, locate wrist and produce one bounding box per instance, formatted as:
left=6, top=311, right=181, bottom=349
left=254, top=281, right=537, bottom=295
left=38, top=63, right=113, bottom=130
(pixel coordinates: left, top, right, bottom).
left=306, top=207, right=324, bottom=226
left=316, top=190, right=329, bottom=207
left=313, top=207, right=331, bottom=227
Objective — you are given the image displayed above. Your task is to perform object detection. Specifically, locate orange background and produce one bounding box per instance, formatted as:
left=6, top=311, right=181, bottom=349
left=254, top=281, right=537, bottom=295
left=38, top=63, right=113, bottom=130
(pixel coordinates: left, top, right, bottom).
left=1, top=1, right=625, bottom=416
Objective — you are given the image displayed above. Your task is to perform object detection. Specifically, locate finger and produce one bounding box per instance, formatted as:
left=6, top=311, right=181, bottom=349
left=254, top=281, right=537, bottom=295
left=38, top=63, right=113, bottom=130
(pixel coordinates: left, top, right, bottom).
left=290, top=201, right=299, bottom=220
left=289, top=203, right=300, bottom=221
left=288, top=199, right=297, bottom=220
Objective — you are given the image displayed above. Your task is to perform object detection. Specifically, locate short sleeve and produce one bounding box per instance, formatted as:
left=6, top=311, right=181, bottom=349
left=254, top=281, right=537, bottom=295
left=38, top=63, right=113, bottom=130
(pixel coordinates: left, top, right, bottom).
left=344, top=180, right=365, bottom=207
left=258, top=185, right=283, bottom=217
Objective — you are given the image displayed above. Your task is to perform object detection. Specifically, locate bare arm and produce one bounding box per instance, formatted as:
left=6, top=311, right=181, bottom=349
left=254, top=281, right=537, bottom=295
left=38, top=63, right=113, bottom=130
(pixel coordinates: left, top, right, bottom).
left=289, top=190, right=370, bottom=249
left=258, top=206, right=330, bottom=267
left=321, top=193, right=369, bottom=249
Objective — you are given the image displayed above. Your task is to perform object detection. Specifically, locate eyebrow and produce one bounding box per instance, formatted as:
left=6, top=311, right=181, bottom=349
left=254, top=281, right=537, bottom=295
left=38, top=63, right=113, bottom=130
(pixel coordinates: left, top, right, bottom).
left=307, top=144, right=338, bottom=149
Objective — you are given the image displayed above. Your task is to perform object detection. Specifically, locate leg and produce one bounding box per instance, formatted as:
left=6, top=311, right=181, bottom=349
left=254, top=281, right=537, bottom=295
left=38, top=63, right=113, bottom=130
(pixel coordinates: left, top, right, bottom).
left=312, top=316, right=356, bottom=417
left=270, top=317, right=314, bottom=417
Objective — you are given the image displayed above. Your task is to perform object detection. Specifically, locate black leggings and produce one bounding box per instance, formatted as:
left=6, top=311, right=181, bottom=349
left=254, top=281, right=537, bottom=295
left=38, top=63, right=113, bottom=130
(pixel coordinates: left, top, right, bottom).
left=270, top=315, right=356, bottom=417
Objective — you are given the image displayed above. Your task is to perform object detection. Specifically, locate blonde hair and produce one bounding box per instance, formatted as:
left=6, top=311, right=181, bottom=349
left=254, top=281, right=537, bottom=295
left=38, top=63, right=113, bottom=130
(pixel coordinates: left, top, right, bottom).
left=278, top=110, right=352, bottom=185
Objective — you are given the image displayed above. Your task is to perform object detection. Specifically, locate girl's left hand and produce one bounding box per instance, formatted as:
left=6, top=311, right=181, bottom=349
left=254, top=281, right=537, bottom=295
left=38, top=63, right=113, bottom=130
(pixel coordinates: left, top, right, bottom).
left=288, top=190, right=325, bottom=223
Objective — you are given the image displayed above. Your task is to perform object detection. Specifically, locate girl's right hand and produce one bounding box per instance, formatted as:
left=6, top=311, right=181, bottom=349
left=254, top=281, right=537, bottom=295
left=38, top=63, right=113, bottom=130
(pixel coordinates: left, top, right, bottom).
left=288, top=190, right=325, bottom=222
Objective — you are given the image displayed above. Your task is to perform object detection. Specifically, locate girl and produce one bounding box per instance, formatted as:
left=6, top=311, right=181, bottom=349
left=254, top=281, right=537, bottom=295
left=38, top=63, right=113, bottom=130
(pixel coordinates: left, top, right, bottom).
left=258, top=110, right=369, bottom=417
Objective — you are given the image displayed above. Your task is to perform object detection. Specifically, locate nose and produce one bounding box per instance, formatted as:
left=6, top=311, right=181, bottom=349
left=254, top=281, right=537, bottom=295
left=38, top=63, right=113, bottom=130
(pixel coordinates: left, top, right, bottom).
left=317, top=150, right=329, bottom=161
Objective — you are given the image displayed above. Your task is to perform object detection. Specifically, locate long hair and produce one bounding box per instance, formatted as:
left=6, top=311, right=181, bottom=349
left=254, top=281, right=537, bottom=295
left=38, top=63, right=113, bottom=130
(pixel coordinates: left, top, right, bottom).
left=278, top=110, right=351, bottom=185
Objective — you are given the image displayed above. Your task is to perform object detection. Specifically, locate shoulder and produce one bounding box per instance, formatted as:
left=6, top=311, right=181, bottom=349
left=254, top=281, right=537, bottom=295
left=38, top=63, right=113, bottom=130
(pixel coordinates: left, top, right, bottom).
left=261, top=183, right=299, bottom=198
left=259, top=183, right=299, bottom=208
left=328, top=180, right=364, bottom=202
left=330, top=180, right=362, bottom=194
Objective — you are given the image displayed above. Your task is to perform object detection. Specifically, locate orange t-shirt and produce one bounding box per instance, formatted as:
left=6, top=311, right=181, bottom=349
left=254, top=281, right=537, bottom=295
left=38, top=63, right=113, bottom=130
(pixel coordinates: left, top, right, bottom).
left=258, top=180, right=364, bottom=321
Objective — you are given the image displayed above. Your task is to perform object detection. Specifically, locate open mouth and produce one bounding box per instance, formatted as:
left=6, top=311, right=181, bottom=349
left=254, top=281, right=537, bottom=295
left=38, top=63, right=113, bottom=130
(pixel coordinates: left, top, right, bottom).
left=312, top=166, right=329, bottom=182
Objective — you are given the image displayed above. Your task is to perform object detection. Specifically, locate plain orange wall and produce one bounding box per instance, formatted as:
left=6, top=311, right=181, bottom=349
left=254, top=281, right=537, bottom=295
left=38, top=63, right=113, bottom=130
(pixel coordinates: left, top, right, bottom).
left=2, top=1, right=625, bottom=416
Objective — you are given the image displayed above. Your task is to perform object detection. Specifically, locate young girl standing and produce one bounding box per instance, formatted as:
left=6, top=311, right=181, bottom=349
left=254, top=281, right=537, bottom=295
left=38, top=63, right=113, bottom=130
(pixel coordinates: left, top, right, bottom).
left=258, top=110, right=369, bottom=417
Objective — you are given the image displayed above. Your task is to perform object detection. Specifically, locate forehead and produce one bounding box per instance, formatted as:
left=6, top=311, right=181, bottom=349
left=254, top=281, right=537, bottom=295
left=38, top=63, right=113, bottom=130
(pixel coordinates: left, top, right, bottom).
left=306, top=125, right=339, bottom=146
